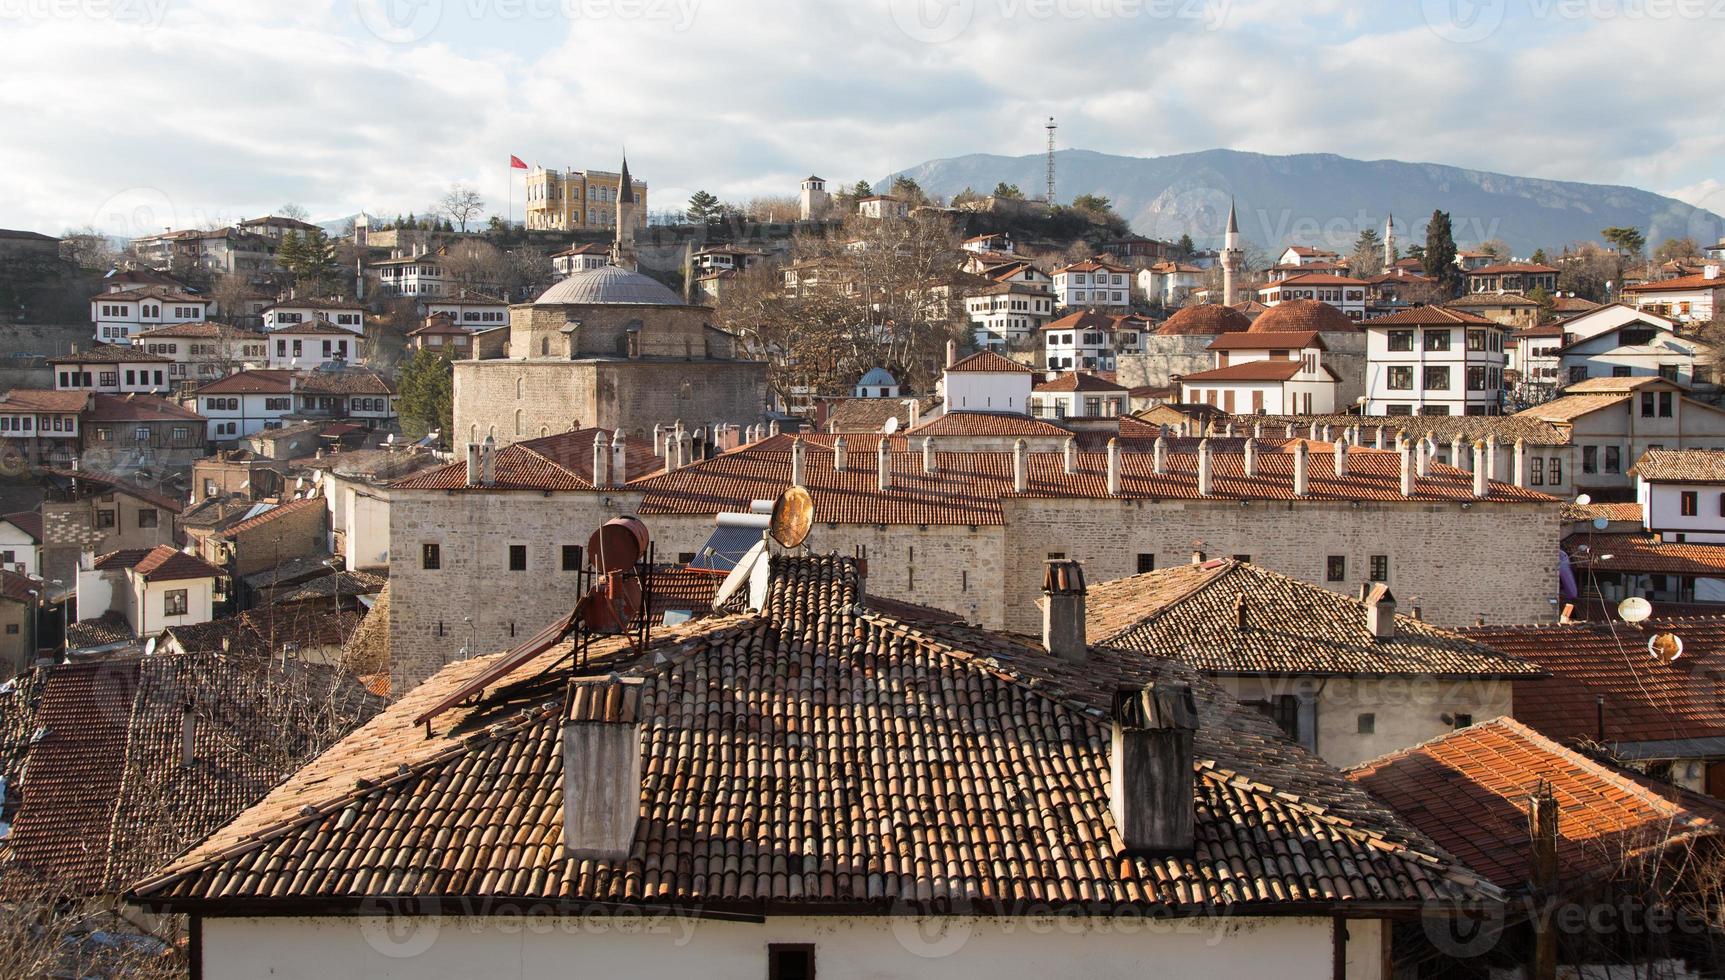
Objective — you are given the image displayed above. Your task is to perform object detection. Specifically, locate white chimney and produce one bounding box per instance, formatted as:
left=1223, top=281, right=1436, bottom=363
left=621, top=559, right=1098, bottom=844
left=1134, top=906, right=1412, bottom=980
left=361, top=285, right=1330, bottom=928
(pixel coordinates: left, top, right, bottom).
left=1042, top=559, right=1087, bottom=662
left=1333, top=438, right=1348, bottom=478
left=1364, top=584, right=1397, bottom=640
left=652, top=423, right=665, bottom=457
left=466, top=441, right=481, bottom=486
left=1417, top=436, right=1432, bottom=478
left=1197, top=438, right=1213, bottom=496
left=877, top=438, right=892, bottom=491
left=908, top=399, right=921, bottom=429
left=1110, top=682, right=1198, bottom=855
left=1513, top=437, right=1527, bottom=488
left=833, top=435, right=847, bottom=473
left=1473, top=441, right=1489, bottom=498
left=1293, top=439, right=1309, bottom=497
left=1375, top=426, right=1387, bottom=450
left=593, top=430, right=610, bottom=488
left=922, top=436, right=937, bottom=475
left=946, top=339, right=958, bottom=367
left=1062, top=437, right=1076, bottom=475
left=1152, top=435, right=1166, bottom=474
left=1484, top=435, right=1498, bottom=481
left=677, top=432, right=692, bottom=470
left=611, top=430, right=627, bottom=483
left=562, top=676, right=645, bottom=863
left=791, top=437, right=806, bottom=485
left=1107, top=437, right=1122, bottom=495
left=1243, top=436, right=1257, bottom=477
left=1013, top=438, right=1029, bottom=493
left=480, top=434, right=496, bottom=486
left=1400, top=443, right=1415, bottom=497
left=1706, top=265, right=1720, bottom=280
left=1451, top=435, right=1467, bottom=472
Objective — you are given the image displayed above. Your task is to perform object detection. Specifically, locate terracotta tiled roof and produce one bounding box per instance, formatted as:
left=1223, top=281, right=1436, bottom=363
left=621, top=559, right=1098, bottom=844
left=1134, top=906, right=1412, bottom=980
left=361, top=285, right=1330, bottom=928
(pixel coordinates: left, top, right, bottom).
left=0, top=389, right=89, bottom=413
left=132, top=544, right=224, bottom=582
left=1623, top=273, right=1725, bottom=294
left=1265, top=272, right=1367, bottom=287
left=261, top=298, right=363, bottom=312
left=86, top=393, right=204, bottom=423
left=0, top=569, right=37, bottom=605
left=904, top=411, right=1071, bottom=438
left=0, top=652, right=380, bottom=897
left=1248, top=300, right=1358, bottom=334
left=1631, top=449, right=1725, bottom=483
left=1561, top=501, right=1642, bottom=524
left=194, top=369, right=293, bottom=395
left=628, top=440, right=1554, bottom=526
left=296, top=370, right=394, bottom=396
left=1032, top=372, right=1128, bottom=393
left=2, top=510, right=41, bottom=542
left=1348, top=717, right=1725, bottom=890
left=1229, top=412, right=1572, bottom=446
left=87, top=286, right=207, bottom=304
left=1090, top=560, right=1540, bottom=677
left=1448, top=294, right=1541, bottom=309
left=1565, top=532, right=1725, bottom=576
left=132, top=321, right=264, bottom=341
left=132, top=555, right=1496, bottom=912
left=1517, top=391, right=1631, bottom=423
left=270, top=318, right=356, bottom=336
left=945, top=350, right=1033, bottom=373
left=1367, top=306, right=1497, bottom=326
left=1055, top=259, right=1130, bottom=274
left=162, top=608, right=365, bottom=656
left=50, top=345, right=170, bottom=364
left=218, top=497, right=324, bottom=537
left=48, top=469, right=184, bottom=514
left=822, top=397, right=936, bottom=434
left=1041, top=309, right=1118, bottom=332
left=1179, top=361, right=1309, bottom=383
left=1155, top=304, right=1254, bottom=336
left=1552, top=296, right=1602, bottom=313
left=1467, top=263, right=1559, bottom=276
left=392, top=428, right=661, bottom=492
left=1463, top=617, right=1725, bottom=749
left=1563, top=376, right=1683, bottom=394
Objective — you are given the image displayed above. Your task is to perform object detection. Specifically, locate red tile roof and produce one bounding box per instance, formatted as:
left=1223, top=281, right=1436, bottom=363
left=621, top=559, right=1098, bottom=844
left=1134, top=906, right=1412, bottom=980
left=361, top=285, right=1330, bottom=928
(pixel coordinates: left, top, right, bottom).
left=0, top=389, right=89, bottom=413
left=48, top=469, right=184, bottom=514
left=944, top=350, right=1033, bottom=373
left=904, top=411, right=1071, bottom=437
left=1266, top=272, right=1367, bottom=287
left=1178, top=360, right=1308, bottom=383
left=1631, top=449, right=1725, bottom=483
left=1623, top=272, right=1725, bottom=294
left=50, top=345, right=171, bottom=364
left=2, top=510, right=42, bottom=542
left=1349, top=717, right=1725, bottom=890
left=1033, top=372, right=1128, bottom=393
left=219, top=497, right=324, bottom=537
left=194, top=369, right=294, bottom=395
left=1367, top=306, right=1497, bottom=326
left=1248, top=299, right=1358, bottom=333
left=132, top=544, right=225, bottom=582
left=1565, top=533, right=1725, bottom=576
left=1041, top=309, right=1118, bottom=332
left=86, top=392, right=204, bottom=423
left=391, top=428, right=662, bottom=492
left=132, top=321, right=264, bottom=341
left=1467, top=263, right=1559, bottom=276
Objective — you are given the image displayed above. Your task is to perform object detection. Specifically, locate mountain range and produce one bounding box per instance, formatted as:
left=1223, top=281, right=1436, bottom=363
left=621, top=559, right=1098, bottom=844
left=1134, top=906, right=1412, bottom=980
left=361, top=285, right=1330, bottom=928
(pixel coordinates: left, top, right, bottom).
left=885, top=149, right=1724, bottom=258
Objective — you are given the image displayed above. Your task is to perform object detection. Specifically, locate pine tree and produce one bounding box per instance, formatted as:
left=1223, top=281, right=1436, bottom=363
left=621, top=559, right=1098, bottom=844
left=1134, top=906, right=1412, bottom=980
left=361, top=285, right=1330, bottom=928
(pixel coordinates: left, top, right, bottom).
left=686, top=190, right=721, bottom=223
left=992, top=182, right=1023, bottom=200
left=1176, top=234, right=1195, bottom=259
left=396, top=348, right=454, bottom=442
left=1423, top=210, right=1463, bottom=296
left=276, top=231, right=306, bottom=285
left=1350, top=228, right=1384, bottom=277
left=852, top=180, right=873, bottom=199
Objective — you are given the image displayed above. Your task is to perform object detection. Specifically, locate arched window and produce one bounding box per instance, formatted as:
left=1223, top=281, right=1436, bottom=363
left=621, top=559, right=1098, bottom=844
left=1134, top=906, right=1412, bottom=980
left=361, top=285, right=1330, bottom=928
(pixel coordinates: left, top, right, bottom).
left=470, top=424, right=478, bottom=444
left=540, top=337, right=550, bottom=356
left=516, top=377, right=525, bottom=399
left=514, top=409, right=523, bottom=436
left=539, top=426, right=549, bottom=436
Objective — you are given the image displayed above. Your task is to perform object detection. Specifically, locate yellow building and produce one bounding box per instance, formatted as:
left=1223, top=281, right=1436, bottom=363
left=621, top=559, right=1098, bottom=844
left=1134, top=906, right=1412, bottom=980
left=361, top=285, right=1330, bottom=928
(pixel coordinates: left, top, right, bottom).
left=523, top=165, right=649, bottom=232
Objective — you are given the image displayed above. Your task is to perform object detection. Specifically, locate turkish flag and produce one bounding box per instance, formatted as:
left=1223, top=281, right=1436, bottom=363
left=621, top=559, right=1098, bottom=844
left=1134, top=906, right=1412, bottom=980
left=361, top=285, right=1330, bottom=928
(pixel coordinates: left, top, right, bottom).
left=509, top=155, right=528, bottom=170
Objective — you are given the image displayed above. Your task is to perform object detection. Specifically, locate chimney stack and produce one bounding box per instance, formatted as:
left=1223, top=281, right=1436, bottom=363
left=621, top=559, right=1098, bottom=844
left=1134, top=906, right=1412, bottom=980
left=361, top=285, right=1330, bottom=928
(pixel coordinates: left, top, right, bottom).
left=1243, top=436, right=1257, bottom=478
left=480, top=434, right=496, bottom=486
left=833, top=435, right=847, bottom=473
left=1012, top=438, right=1029, bottom=492
left=1473, top=440, right=1489, bottom=498
left=1400, top=442, right=1415, bottom=497
left=561, top=676, right=645, bottom=863
left=180, top=702, right=196, bottom=767
left=1293, top=439, right=1309, bottom=497
left=466, top=441, right=481, bottom=486
left=1364, top=583, right=1397, bottom=640
left=908, top=399, right=922, bottom=429
left=1417, top=435, right=1432, bottom=478
left=1062, top=437, right=1076, bottom=475
left=1110, top=682, right=1198, bottom=855
left=878, top=438, right=892, bottom=491
left=1042, top=559, right=1087, bottom=662
left=1375, top=426, right=1387, bottom=450
left=652, top=423, right=665, bottom=457
left=1152, top=435, right=1166, bottom=474
left=1484, top=435, right=1498, bottom=481
left=1333, top=438, right=1349, bottom=478
left=922, top=436, right=937, bottom=475
left=1197, top=438, right=1213, bottom=496
left=791, top=437, right=806, bottom=485
left=1451, top=434, right=1467, bottom=472
left=946, top=339, right=958, bottom=367
left=611, top=430, right=627, bottom=483
left=1106, top=437, right=1122, bottom=495
left=593, top=430, right=610, bottom=488
left=676, top=431, right=692, bottom=470
left=1513, top=437, right=1527, bottom=488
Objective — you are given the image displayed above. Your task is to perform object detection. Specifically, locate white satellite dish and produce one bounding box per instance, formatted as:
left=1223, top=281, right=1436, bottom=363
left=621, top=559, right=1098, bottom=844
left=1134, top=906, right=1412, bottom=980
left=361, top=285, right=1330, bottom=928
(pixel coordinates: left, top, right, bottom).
left=712, top=539, right=768, bottom=611
left=143, top=636, right=157, bottom=656
left=385, top=433, right=396, bottom=445
left=1618, top=596, right=1653, bottom=624
left=1575, top=493, right=1592, bottom=506
left=1650, top=632, right=1683, bottom=663
left=1592, top=517, right=1610, bottom=531
left=882, top=416, right=900, bottom=435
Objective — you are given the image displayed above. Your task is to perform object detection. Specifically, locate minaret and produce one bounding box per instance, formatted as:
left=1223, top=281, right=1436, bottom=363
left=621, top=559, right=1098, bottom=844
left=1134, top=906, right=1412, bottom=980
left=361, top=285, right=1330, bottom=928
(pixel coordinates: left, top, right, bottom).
left=1221, top=199, right=1243, bottom=306
left=610, top=153, right=638, bottom=271
left=1384, top=212, right=1396, bottom=270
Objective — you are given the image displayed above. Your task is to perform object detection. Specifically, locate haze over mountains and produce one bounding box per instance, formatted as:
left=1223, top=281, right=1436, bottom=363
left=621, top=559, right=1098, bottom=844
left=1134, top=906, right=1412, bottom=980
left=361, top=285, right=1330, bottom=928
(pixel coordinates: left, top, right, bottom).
left=888, top=149, right=1725, bottom=258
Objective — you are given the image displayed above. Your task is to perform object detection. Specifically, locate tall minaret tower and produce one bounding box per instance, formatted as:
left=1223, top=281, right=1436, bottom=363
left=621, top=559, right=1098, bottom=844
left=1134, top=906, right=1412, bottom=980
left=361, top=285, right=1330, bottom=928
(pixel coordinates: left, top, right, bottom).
left=1221, top=199, right=1244, bottom=306
left=611, top=153, right=638, bottom=271
left=1384, top=212, right=1397, bottom=270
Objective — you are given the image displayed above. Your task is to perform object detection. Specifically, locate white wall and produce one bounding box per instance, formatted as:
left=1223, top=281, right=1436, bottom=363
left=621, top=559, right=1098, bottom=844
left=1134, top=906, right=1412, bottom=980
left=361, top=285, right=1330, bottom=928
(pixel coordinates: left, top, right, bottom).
left=0, top=524, right=39, bottom=578
left=1641, top=480, right=1725, bottom=542
left=129, top=575, right=214, bottom=635
left=942, top=371, right=1033, bottom=414
left=201, top=913, right=1384, bottom=980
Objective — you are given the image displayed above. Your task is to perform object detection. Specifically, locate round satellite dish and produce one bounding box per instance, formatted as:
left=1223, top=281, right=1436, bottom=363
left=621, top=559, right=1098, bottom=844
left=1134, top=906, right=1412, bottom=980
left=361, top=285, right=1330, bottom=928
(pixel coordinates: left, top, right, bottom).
left=143, top=636, right=157, bottom=657
left=1650, top=632, right=1683, bottom=664
left=1592, top=517, right=1610, bottom=531
left=1575, top=493, right=1592, bottom=506
left=769, top=485, right=814, bottom=549
left=587, top=516, right=650, bottom=572
left=1618, top=596, right=1653, bottom=624
left=882, top=416, right=900, bottom=435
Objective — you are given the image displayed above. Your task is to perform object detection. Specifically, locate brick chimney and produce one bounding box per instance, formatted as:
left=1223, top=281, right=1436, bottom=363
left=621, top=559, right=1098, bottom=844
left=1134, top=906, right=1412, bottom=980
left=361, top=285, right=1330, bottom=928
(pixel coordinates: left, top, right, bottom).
left=1365, top=583, right=1396, bottom=640
left=1042, top=559, right=1087, bottom=662
left=1013, top=438, right=1028, bottom=492
left=1110, top=681, right=1198, bottom=855
left=561, top=676, right=644, bottom=863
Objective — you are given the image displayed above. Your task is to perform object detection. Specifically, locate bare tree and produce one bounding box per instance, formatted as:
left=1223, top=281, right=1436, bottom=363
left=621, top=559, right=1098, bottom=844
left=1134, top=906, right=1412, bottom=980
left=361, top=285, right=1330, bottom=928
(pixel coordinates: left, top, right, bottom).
left=437, top=184, right=486, bottom=233
left=277, top=203, right=310, bottom=221
left=58, top=225, right=120, bottom=271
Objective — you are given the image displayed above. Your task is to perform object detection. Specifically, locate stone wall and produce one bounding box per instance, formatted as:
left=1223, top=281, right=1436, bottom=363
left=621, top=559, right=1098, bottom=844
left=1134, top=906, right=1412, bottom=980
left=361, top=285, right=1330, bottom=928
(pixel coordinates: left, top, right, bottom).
left=507, top=303, right=728, bottom=362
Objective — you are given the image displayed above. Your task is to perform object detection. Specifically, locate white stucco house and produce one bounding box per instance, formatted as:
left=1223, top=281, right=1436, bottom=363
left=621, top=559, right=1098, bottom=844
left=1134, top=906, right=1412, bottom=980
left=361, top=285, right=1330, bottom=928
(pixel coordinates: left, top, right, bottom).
left=266, top=320, right=362, bottom=370
left=1632, top=448, right=1725, bottom=544
left=1621, top=266, right=1723, bottom=324
left=938, top=350, right=1034, bottom=414
left=1052, top=259, right=1132, bottom=311
left=1259, top=273, right=1368, bottom=321
left=263, top=298, right=365, bottom=334
left=90, top=285, right=210, bottom=345
left=51, top=347, right=174, bottom=395
left=1364, top=306, right=1507, bottom=416
left=1178, top=330, right=1341, bottom=415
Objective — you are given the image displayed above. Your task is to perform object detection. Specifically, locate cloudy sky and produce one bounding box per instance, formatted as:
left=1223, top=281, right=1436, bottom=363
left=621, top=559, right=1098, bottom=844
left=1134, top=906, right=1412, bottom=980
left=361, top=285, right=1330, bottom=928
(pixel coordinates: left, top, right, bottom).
left=4, top=0, right=1722, bottom=238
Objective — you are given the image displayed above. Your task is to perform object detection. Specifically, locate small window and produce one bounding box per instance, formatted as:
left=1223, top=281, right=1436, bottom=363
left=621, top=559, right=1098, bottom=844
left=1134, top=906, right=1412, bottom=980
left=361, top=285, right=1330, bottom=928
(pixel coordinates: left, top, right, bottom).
left=768, top=944, right=816, bottom=980
left=1369, top=555, right=1389, bottom=582
left=561, top=545, right=583, bottom=571
left=1357, top=713, right=1375, bottom=734
left=1136, top=553, right=1155, bottom=574
left=164, top=589, right=188, bottom=616
left=1682, top=491, right=1699, bottom=517
left=1452, top=713, right=1474, bottom=730
left=509, top=544, right=527, bottom=571
left=422, top=543, right=441, bottom=570
left=1326, top=556, right=1346, bottom=582
left=95, top=509, right=116, bottom=529
left=137, top=509, right=158, bottom=529
left=1232, top=554, right=1251, bottom=564
left=4, top=623, right=16, bottom=635
left=1047, top=551, right=1065, bottom=560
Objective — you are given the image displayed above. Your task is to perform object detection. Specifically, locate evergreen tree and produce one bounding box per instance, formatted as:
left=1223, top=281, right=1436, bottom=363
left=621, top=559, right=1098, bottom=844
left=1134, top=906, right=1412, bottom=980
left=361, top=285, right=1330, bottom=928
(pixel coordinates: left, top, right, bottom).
left=1350, top=228, right=1384, bottom=277
left=276, top=231, right=307, bottom=279
left=395, top=347, right=454, bottom=442
left=992, top=182, right=1023, bottom=200
left=890, top=175, right=925, bottom=204
left=852, top=180, right=874, bottom=199
left=1423, top=210, right=1463, bottom=296
left=1176, top=234, right=1195, bottom=259
left=1530, top=248, right=1548, bottom=265
left=1601, top=226, right=1646, bottom=258
left=686, top=190, right=722, bottom=223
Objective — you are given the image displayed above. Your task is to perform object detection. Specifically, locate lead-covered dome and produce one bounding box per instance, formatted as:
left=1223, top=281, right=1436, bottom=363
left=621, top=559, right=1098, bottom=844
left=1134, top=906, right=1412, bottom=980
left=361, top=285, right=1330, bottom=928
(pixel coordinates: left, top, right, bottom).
left=534, top=265, right=684, bottom=307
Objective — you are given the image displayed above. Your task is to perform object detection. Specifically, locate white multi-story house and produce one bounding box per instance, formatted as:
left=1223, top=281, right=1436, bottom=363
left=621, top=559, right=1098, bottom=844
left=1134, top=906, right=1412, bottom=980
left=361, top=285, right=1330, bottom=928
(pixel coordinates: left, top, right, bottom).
left=129, top=227, right=278, bottom=280
left=961, top=232, right=1013, bottom=254
left=1259, top=273, right=1367, bottom=321
left=1177, top=330, right=1341, bottom=415
left=965, top=282, right=1054, bottom=350
left=51, top=346, right=174, bottom=395
left=267, top=321, right=361, bottom=370
left=1275, top=245, right=1343, bottom=268
left=1622, top=266, right=1724, bottom=324
left=1042, top=310, right=1145, bottom=371
left=368, top=252, right=448, bottom=297
left=1029, top=371, right=1130, bottom=418
left=549, top=243, right=611, bottom=279
left=132, top=322, right=269, bottom=386
left=691, top=246, right=766, bottom=276
left=90, top=285, right=211, bottom=345
left=1507, top=323, right=1565, bottom=398
left=1137, top=261, right=1206, bottom=307
left=423, top=291, right=508, bottom=330
left=262, top=298, right=364, bottom=334
left=1555, top=304, right=1710, bottom=388
left=1052, top=259, right=1131, bottom=311
left=190, top=369, right=396, bottom=440
left=1454, top=250, right=1496, bottom=272
left=1364, top=306, right=1507, bottom=416
left=1631, top=449, right=1725, bottom=544
left=855, top=195, right=909, bottom=220
left=1467, top=262, right=1559, bottom=296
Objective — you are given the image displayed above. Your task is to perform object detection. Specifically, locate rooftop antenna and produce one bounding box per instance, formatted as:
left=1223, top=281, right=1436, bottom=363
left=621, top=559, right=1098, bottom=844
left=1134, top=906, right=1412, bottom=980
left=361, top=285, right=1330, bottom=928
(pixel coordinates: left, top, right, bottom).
left=1045, top=116, right=1058, bottom=204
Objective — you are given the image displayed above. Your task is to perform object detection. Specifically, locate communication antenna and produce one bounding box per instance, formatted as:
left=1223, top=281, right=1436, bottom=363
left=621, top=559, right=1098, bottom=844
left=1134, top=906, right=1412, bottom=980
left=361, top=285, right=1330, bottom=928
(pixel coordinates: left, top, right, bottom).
left=1617, top=596, right=1652, bottom=624
left=1045, top=116, right=1058, bottom=204
left=769, top=484, right=813, bottom=549
left=882, top=415, right=900, bottom=435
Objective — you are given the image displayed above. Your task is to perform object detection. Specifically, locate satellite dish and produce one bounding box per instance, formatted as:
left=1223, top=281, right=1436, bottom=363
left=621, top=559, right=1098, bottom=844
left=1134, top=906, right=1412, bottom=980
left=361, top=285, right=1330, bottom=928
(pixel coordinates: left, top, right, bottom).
left=1650, top=632, right=1683, bottom=663
left=385, top=433, right=396, bottom=445
left=588, top=516, right=650, bottom=572
left=1592, top=517, right=1610, bottom=531
left=1618, top=596, right=1653, bottom=624
left=143, top=636, right=157, bottom=656
left=769, top=485, right=813, bottom=549
left=713, top=539, right=768, bottom=610
left=1576, top=493, right=1593, bottom=506
left=882, top=416, right=900, bottom=435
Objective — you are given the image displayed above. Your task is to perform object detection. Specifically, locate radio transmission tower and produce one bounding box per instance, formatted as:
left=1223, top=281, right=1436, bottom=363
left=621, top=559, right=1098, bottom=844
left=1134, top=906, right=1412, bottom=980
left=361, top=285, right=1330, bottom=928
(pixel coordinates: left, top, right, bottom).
left=1045, top=117, right=1058, bottom=204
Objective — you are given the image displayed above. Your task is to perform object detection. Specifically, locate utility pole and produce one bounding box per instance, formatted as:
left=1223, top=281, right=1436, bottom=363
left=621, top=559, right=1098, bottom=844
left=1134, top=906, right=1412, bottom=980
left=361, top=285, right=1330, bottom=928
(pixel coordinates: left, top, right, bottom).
left=1529, top=781, right=1559, bottom=980
left=1045, top=117, right=1058, bottom=205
